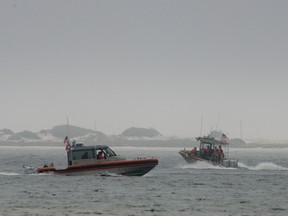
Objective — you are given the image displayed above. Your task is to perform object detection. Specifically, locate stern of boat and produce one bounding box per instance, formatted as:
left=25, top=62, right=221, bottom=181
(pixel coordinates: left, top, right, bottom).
left=221, top=158, right=239, bottom=168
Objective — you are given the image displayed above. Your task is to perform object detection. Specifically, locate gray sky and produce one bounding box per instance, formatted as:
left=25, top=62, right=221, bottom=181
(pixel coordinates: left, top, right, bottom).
left=1, top=0, right=288, bottom=140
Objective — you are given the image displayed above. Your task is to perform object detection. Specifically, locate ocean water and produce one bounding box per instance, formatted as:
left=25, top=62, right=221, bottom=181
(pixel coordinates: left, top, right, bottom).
left=0, top=146, right=288, bottom=216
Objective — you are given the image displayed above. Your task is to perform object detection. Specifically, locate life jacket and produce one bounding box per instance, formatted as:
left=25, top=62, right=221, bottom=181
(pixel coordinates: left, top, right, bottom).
left=97, top=152, right=103, bottom=160
left=220, top=150, right=224, bottom=158
left=191, top=148, right=197, bottom=154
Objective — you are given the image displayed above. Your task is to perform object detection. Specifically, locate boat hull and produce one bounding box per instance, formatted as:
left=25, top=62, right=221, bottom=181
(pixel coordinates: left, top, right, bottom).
left=37, top=158, right=158, bottom=176
left=179, top=149, right=238, bottom=168
left=178, top=150, right=206, bottom=163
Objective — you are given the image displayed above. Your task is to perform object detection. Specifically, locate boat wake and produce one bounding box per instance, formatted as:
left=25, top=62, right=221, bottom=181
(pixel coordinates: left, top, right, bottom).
left=239, top=162, right=288, bottom=171
left=0, top=172, right=20, bottom=176
left=179, top=161, right=235, bottom=170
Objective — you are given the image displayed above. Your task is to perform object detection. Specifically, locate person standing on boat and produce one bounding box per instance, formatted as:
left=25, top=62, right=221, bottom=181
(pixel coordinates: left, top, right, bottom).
left=212, top=148, right=219, bottom=161
left=216, top=149, right=220, bottom=161
left=219, top=149, right=224, bottom=160
left=200, top=146, right=205, bottom=158
left=190, top=147, right=197, bottom=156
left=204, top=146, right=209, bottom=159
left=71, top=140, right=76, bottom=147
left=208, top=146, right=213, bottom=158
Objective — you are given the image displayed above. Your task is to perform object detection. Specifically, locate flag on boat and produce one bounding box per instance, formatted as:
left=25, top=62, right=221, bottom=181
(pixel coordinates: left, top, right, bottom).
left=64, top=136, right=71, bottom=151
left=220, top=133, right=228, bottom=145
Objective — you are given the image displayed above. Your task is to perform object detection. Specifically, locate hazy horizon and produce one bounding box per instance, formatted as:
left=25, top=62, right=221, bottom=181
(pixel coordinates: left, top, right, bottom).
left=1, top=1, right=288, bottom=140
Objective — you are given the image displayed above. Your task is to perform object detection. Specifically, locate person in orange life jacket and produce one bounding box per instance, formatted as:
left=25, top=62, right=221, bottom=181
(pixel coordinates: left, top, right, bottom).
left=218, top=146, right=224, bottom=159
left=219, top=149, right=224, bottom=159
left=203, top=146, right=210, bottom=159
left=212, top=148, right=219, bottom=161
left=191, top=147, right=197, bottom=155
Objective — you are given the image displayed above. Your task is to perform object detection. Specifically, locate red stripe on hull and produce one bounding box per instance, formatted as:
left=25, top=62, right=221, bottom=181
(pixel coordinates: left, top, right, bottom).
left=37, top=158, right=158, bottom=175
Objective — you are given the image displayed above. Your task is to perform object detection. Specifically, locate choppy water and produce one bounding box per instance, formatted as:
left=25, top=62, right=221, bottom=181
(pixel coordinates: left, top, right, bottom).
left=1, top=146, right=288, bottom=216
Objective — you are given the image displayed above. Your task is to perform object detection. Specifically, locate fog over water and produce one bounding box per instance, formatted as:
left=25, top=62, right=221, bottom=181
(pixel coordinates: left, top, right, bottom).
left=1, top=1, right=288, bottom=140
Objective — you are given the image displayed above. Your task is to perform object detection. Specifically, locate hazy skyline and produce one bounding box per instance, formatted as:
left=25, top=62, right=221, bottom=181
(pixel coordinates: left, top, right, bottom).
left=1, top=1, right=288, bottom=140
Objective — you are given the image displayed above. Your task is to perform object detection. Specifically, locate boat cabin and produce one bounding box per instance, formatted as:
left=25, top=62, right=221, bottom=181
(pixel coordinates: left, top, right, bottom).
left=196, top=136, right=228, bottom=160
left=67, top=144, right=119, bottom=165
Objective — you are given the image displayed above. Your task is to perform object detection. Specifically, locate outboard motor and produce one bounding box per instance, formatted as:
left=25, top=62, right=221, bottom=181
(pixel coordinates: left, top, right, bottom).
left=221, top=159, right=238, bottom=168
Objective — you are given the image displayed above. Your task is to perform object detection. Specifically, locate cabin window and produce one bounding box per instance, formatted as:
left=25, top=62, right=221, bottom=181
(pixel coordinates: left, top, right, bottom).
left=72, top=149, right=95, bottom=160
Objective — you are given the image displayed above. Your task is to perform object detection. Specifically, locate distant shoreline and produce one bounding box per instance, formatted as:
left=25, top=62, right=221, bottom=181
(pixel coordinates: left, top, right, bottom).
left=0, top=142, right=288, bottom=148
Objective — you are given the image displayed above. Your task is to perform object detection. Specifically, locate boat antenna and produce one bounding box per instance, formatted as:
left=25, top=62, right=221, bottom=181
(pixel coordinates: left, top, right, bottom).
left=200, top=115, right=203, bottom=136
left=240, top=120, right=243, bottom=140
left=66, top=117, right=70, bottom=138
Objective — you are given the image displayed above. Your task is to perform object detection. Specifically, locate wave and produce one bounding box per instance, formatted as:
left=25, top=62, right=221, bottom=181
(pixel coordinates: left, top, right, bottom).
left=99, top=171, right=123, bottom=177
left=0, top=172, right=20, bottom=176
left=239, top=162, right=288, bottom=171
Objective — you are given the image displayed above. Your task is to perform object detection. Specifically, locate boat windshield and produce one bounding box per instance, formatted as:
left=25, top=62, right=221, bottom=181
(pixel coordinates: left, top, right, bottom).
left=103, top=147, right=117, bottom=156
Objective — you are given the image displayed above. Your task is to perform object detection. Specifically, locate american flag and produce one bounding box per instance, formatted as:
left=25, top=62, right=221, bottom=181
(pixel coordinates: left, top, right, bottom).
left=64, top=136, right=70, bottom=151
